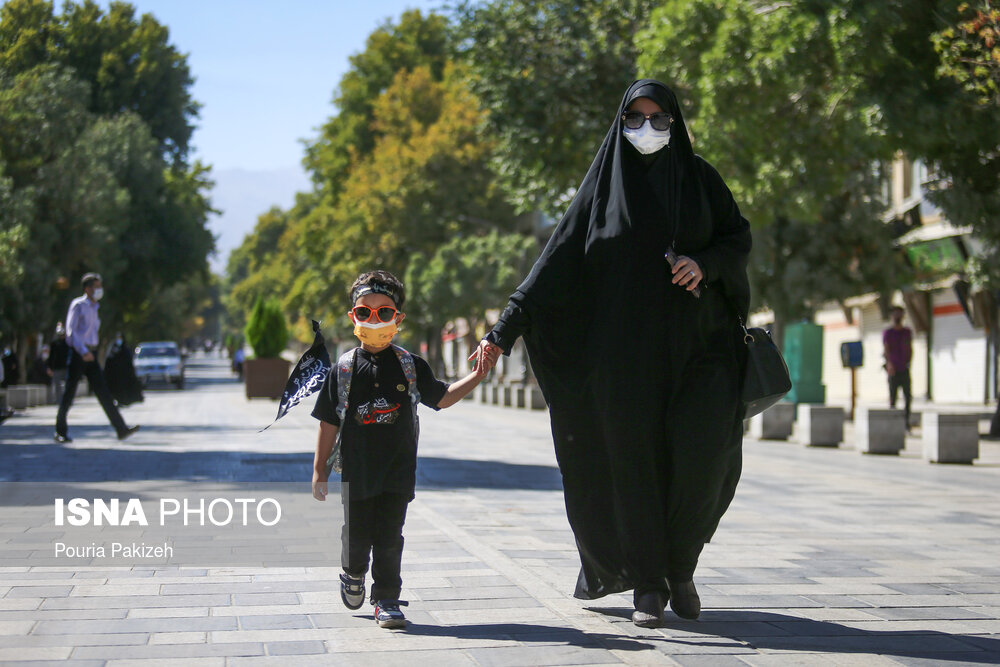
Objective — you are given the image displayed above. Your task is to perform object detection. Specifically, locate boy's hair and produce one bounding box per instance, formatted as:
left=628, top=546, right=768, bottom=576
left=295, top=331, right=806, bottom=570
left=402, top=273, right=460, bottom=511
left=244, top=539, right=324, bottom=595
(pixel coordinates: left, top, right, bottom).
left=350, top=270, right=405, bottom=310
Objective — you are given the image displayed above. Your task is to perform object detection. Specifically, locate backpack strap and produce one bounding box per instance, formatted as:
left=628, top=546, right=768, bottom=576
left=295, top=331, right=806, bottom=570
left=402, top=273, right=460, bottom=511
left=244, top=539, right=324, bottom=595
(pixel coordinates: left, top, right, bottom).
left=327, top=347, right=358, bottom=473
left=335, top=348, right=358, bottom=423
left=391, top=344, right=421, bottom=408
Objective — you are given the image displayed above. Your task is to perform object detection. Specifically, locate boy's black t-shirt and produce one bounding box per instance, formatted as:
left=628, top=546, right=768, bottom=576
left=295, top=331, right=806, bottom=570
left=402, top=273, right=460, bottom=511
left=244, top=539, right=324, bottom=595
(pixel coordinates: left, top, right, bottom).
left=311, top=346, right=449, bottom=500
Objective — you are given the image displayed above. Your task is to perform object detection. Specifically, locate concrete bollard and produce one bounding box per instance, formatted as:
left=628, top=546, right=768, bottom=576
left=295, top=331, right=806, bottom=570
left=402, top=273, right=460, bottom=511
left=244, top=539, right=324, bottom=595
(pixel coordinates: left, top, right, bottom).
left=476, top=382, right=489, bottom=404
left=0, top=389, right=7, bottom=411
left=797, top=405, right=844, bottom=447
left=490, top=383, right=500, bottom=405
left=7, top=386, right=32, bottom=410
left=502, top=384, right=513, bottom=407
left=514, top=386, right=526, bottom=409
left=748, top=403, right=795, bottom=440
left=526, top=385, right=547, bottom=410
left=923, top=412, right=979, bottom=464
left=27, top=384, right=47, bottom=406
left=856, top=407, right=906, bottom=455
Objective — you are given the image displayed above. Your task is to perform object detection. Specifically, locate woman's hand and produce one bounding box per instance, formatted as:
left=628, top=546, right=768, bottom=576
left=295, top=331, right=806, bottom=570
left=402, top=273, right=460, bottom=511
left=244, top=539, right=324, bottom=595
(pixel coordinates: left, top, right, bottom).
left=468, top=339, right=502, bottom=375
left=671, top=255, right=703, bottom=292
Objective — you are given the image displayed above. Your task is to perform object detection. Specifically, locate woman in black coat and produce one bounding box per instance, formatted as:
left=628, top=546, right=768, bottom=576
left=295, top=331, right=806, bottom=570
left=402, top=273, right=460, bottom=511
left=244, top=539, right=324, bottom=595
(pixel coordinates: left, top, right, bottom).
left=472, top=79, right=751, bottom=626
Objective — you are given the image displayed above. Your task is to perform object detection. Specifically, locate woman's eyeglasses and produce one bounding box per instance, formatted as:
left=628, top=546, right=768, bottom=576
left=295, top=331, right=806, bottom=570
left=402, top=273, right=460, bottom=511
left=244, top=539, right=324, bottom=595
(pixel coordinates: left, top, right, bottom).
left=622, top=111, right=673, bottom=131
left=351, top=305, right=398, bottom=323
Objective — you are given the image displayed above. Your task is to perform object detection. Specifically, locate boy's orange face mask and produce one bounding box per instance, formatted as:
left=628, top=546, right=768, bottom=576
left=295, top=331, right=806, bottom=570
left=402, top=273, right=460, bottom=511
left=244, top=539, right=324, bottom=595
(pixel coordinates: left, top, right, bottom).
left=350, top=305, right=400, bottom=347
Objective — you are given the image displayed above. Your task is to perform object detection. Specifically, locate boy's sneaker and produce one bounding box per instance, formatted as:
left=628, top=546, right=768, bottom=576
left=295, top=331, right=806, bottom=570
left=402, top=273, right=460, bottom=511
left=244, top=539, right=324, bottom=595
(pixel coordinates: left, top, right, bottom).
left=373, top=599, right=408, bottom=628
left=339, top=572, right=366, bottom=610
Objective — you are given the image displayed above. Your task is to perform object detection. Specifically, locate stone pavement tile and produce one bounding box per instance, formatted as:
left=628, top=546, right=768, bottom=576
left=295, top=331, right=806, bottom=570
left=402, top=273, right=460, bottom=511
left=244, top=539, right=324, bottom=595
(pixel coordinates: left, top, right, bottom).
left=214, top=602, right=340, bottom=617
left=0, top=620, right=34, bottom=634
left=0, top=608, right=127, bottom=621
left=446, top=575, right=516, bottom=587
left=127, top=606, right=209, bottom=618
left=238, top=613, right=312, bottom=630
left=72, top=642, right=263, bottom=660
left=264, top=640, right=326, bottom=655
left=105, top=659, right=225, bottom=667
left=161, top=580, right=332, bottom=595
left=648, top=636, right=757, bottom=656
left=800, top=595, right=877, bottom=608
left=1, top=661, right=106, bottom=667
left=411, top=585, right=529, bottom=601
left=747, top=632, right=984, bottom=654
left=230, top=649, right=477, bottom=666
left=891, top=655, right=1000, bottom=667
left=882, top=583, right=957, bottom=595
left=0, top=598, right=43, bottom=610
left=0, top=647, right=73, bottom=661
left=411, top=597, right=544, bottom=611
left=429, top=606, right=558, bottom=625
left=704, top=583, right=895, bottom=596
left=466, top=644, right=623, bottom=666
left=667, top=656, right=748, bottom=666
left=34, top=616, right=235, bottom=635
left=0, top=633, right=148, bottom=647
left=148, top=631, right=207, bottom=644
left=697, top=594, right=825, bottom=609
left=941, top=583, right=1000, bottom=594
left=5, top=586, right=73, bottom=598
left=738, top=655, right=904, bottom=666
left=232, top=592, right=300, bottom=605
left=854, top=594, right=1000, bottom=607
left=862, top=606, right=995, bottom=621
left=654, top=621, right=794, bottom=640
left=778, top=608, right=883, bottom=622
left=69, top=584, right=161, bottom=596
left=41, top=593, right=230, bottom=609
left=0, top=572, right=75, bottom=580
left=953, top=634, right=1000, bottom=651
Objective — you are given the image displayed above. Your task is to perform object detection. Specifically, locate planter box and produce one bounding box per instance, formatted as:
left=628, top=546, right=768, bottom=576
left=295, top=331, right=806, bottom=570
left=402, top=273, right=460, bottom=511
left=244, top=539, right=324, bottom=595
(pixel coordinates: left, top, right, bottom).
left=244, top=358, right=291, bottom=400
left=856, top=407, right=906, bottom=455
left=797, top=405, right=844, bottom=447
left=923, top=412, right=979, bottom=464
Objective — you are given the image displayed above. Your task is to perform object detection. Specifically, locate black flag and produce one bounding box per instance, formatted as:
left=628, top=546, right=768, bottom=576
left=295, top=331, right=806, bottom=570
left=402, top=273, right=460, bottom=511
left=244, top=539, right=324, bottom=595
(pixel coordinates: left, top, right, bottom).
left=260, top=320, right=331, bottom=431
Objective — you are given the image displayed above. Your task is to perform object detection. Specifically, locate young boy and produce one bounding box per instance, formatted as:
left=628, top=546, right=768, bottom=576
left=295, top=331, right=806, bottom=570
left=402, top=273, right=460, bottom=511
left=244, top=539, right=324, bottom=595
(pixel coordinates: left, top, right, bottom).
left=311, top=270, right=498, bottom=629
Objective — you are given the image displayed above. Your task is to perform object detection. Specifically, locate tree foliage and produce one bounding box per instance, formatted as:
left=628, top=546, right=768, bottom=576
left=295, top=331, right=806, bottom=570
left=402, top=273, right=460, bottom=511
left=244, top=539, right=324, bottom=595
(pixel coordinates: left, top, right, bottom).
left=455, top=0, right=657, bottom=214
left=0, top=0, right=212, bottom=379
left=636, top=1, right=907, bottom=324
left=244, top=297, right=289, bottom=359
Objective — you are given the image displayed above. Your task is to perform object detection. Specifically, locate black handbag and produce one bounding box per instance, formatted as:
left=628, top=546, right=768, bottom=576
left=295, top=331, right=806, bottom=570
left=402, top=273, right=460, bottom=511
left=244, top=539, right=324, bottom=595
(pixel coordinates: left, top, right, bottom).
left=738, top=316, right=792, bottom=418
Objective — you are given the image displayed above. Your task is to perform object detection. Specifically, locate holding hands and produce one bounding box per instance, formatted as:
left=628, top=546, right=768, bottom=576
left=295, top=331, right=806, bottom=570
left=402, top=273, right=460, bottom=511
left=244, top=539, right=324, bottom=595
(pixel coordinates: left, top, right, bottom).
left=468, top=339, right=502, bottom=376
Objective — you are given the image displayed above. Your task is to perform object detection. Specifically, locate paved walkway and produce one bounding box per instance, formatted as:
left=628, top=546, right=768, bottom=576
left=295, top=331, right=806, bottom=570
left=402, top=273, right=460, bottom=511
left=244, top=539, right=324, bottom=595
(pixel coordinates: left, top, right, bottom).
left=1, top=356, right=999, bottom=665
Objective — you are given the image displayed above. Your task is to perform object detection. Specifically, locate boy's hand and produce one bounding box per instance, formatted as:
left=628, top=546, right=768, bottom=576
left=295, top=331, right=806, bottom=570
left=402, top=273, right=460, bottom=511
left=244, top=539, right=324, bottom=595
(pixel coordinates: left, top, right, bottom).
left=468, top=340, right=501, bottom=375
left=312, top=470, right=328, bottom=501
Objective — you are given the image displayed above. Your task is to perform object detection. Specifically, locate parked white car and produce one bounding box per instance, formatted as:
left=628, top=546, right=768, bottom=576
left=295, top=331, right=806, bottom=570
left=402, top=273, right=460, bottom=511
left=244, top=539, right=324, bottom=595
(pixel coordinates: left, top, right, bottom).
left=133, top=341, right=185, bottom=389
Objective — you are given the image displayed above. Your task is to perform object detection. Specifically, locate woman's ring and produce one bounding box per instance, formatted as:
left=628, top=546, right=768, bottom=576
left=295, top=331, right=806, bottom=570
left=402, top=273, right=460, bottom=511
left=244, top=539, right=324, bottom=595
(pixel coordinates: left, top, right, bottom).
left=689, top=270, right=695, bottom=277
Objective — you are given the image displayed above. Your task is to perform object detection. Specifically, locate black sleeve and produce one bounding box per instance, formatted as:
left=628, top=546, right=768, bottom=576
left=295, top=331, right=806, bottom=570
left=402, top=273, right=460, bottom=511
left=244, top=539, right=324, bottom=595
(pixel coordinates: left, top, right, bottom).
left=310, top=368, right=341, bottom=426
left=413, top=354, right=449, bottom=410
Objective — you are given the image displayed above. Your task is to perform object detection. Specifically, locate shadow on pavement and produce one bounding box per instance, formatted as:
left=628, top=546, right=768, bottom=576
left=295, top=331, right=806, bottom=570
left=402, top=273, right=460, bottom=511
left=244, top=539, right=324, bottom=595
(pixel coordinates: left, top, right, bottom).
left=0, top=426, right=561, bottom=492
left=416, top=456, right=563, bottom=491
left=403, top=621, right=665, bottom=651
left=584, top=607, right=1000, bottom=662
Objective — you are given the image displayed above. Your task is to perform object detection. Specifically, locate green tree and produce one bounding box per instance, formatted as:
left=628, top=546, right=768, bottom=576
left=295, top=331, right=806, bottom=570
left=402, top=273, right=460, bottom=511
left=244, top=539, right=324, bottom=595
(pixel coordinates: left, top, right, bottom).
left=637, top=1, right=907, bottom=334
left=455, top=0, right=657, bottom=213
left=244, top=297, right=289, bottom=359
left=303, top=9, right=450, bottom=201
left=0, top=0, right=199, bottom=162
left=934, top=1, right=1000, bottom=106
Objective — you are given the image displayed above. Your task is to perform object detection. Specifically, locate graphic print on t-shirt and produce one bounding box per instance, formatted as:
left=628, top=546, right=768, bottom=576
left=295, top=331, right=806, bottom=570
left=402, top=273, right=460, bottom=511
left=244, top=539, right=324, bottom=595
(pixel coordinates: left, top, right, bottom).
left=354, top=397, right=402, bottom=426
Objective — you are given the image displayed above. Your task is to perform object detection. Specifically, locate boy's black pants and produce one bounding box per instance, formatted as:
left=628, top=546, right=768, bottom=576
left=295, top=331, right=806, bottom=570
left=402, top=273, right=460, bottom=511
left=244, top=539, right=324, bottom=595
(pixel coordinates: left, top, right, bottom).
left=342, top=492, right=409, bottom=602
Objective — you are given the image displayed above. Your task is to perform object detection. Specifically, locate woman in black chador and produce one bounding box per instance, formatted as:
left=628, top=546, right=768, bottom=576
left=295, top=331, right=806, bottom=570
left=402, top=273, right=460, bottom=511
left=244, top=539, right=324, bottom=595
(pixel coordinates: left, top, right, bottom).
left=472, top=79, right=751, bottom=626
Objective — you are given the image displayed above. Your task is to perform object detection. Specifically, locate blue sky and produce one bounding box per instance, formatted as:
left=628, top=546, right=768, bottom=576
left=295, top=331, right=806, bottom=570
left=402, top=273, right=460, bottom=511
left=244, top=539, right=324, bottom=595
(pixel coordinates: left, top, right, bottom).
left=100, top=0, right=445, bottom=270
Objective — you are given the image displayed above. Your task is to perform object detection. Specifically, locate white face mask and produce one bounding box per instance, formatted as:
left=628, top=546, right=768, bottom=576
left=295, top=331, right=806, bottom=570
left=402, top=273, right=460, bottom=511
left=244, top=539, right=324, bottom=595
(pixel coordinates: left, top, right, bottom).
left=92, top=287, right=104, bottom=301
left=623, top=122, right=671, bottom=155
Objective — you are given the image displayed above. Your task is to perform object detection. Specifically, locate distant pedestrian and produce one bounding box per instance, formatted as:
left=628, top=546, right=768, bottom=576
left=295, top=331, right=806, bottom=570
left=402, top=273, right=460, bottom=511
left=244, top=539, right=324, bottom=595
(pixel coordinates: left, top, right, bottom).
left=47, top=323, right=70, bottom=404
left=311, top=270, right=498, bottom=629
left=232, top=347, right=245, bottom=380
left=54, top=273, right=140, bottom=443
left=1, top=344, right=18, bottom=387
left=883, top=305, right=913, bottom=430
left=104, top=334, right=144, bottom=407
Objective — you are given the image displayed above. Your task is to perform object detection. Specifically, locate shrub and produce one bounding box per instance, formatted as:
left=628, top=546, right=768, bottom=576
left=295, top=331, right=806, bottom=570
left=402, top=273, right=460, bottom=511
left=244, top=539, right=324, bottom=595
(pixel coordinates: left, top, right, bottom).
left=244, top=297, right=289, bottom=359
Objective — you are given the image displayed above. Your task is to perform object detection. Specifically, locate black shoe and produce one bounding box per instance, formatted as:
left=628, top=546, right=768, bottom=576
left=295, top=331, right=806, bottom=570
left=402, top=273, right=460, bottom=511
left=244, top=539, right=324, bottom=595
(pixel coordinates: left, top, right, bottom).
left=54, top=433, right=73, bottom=443
left=117, top=425, right=140, bottom=440
left=340, top=572, right=366, bottom=610
left=631, top=589, right=667, bottom=628
left=668, top=579, right=701, bottom=620
left=373, top=599, right=408, bottom=628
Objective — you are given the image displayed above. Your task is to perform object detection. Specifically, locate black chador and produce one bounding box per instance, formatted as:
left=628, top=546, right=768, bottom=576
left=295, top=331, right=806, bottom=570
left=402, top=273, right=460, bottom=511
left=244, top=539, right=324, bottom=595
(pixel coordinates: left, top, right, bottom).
left=487, top=80, right=752, bottom=599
